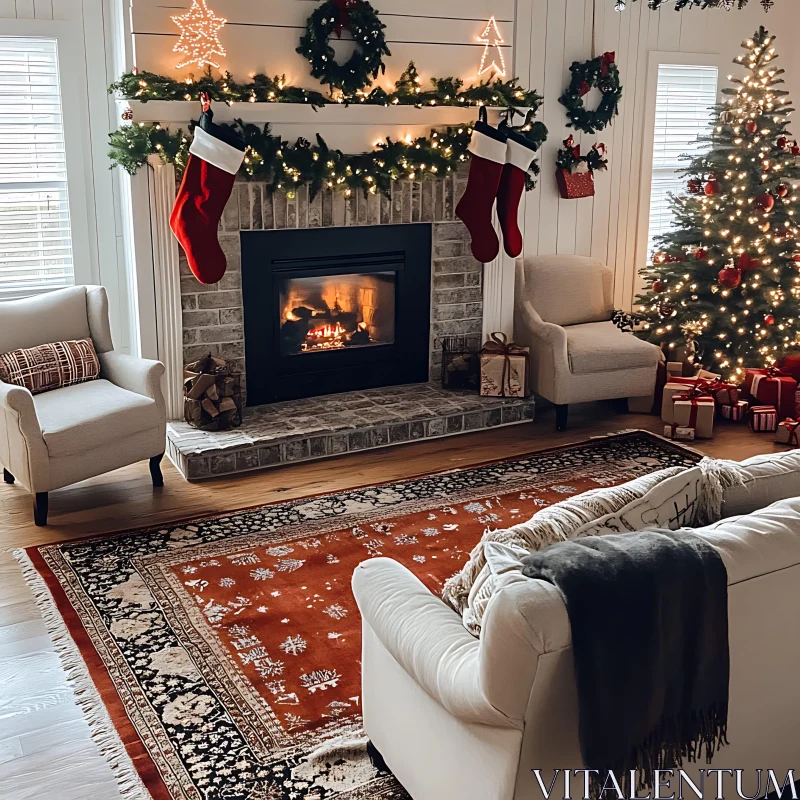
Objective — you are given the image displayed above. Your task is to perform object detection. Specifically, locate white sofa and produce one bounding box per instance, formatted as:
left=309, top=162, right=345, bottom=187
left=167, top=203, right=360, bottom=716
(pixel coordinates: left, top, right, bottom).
left=0, top=286, right=167, bottom=525
left=514, top=255, right=662, bottom=430
left=352, top=452, right=800, bottom=800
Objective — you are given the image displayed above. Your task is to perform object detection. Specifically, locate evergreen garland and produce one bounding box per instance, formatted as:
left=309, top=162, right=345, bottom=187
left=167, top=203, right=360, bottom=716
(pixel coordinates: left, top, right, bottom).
left=558, top=52, right=622, bottom=135
left=108, top=115, right=548, bottom=199
left=296, top=0, right=390, bottom=95
left=615, top=0, right=754, bottom=9
left=109, top=62, right=543, bottom=111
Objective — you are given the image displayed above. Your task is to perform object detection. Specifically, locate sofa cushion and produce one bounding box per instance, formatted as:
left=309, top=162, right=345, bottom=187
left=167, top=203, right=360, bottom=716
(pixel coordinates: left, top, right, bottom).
left=694, top=496, right=800, bottom=585
left=34, top=379, right=158, bottom=457
left=458, top=466, right=706, bottom=635
left=566, top=321, right=660, bottom=375
left=720, top=450, right=800, bottom=518
left=0, top=338, right=99, bottom=395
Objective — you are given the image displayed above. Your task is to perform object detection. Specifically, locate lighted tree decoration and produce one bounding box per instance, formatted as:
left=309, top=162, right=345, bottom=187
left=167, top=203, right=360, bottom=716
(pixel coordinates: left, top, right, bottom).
left=635, top=27, right=800, bottom=380
left=172, top=0, right=227, bottom=70
left=477, top=17, right=506, bottom=78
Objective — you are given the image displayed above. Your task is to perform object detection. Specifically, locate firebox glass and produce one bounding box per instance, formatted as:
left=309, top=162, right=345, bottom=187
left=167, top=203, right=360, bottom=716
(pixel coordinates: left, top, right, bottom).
left=278, top=271, right=396, bottom=355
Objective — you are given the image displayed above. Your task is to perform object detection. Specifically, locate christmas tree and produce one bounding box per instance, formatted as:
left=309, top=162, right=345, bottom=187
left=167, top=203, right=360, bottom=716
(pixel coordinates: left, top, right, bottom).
left=635, top=27, right=800, bottom=381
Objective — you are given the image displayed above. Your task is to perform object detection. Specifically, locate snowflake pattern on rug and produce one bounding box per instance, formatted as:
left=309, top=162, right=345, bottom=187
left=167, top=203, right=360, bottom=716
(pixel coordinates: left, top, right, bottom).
left=24, top=433, right=699, bottom=800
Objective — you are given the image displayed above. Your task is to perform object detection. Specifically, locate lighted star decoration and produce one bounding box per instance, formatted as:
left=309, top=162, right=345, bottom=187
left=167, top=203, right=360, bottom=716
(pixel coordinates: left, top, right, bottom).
left=477, top=16, right=506, bottom=77
left=172, top=0, right=227, bottom=70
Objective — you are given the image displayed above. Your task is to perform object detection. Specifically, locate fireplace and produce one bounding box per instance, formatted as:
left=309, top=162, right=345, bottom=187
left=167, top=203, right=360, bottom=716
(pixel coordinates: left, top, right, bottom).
left=241, top=224, right=431, bottom=404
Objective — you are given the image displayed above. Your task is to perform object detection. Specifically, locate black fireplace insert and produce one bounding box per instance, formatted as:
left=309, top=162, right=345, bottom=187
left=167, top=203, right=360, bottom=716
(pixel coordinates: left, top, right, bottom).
left=241, top=224, right=431, bottom=404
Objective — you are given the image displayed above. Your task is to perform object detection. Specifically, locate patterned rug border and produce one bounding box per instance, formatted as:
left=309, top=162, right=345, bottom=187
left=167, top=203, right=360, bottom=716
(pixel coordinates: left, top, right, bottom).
left=13, top=428, right=702, bottom=800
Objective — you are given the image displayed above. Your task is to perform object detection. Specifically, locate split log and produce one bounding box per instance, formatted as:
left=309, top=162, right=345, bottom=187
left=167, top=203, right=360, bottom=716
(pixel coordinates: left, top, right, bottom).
left=184, top=354, right=243, bottom=431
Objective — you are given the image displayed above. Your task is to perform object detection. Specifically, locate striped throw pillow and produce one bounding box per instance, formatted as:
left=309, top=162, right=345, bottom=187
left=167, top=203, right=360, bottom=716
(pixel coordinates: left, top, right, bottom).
left=0, top=339, right=100, bottom=395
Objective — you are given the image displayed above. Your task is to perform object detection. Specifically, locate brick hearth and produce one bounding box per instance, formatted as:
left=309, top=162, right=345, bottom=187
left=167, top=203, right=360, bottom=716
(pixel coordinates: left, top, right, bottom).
left=167, top=384, right=535, bottom=480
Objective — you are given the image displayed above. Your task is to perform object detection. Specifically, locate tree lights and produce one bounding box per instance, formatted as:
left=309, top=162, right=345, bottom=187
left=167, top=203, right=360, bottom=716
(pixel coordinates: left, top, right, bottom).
left=635, top=27, right=800, bottom=379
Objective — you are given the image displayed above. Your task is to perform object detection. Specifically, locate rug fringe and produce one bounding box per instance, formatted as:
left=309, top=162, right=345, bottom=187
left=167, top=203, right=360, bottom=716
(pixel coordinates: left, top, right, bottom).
left=13, top=549, right=152, bottom=800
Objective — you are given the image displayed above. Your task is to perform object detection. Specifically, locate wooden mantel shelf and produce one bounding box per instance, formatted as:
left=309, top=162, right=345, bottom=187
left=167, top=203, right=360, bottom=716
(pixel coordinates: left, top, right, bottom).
left=121, top=99, right=528, bottom=126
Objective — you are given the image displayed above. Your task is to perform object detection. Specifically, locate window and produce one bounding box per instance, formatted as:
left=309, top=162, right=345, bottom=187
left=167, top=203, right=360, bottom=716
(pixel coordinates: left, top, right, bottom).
left=646, top=63, right=719, bottom=260
left=0, top=36, right=74, bottom=300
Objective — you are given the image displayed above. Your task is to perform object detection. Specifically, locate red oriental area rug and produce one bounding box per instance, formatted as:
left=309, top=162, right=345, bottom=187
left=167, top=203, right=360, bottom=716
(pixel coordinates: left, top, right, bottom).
left=17, top=431, right=699, bottom=800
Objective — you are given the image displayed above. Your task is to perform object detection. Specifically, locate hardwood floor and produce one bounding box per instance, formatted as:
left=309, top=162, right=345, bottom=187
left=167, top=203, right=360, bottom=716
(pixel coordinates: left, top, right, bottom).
left=0, top=403, right=786, bottom=799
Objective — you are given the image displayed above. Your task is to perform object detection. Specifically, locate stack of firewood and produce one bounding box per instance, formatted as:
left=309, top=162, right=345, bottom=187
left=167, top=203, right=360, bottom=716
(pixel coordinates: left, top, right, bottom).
left=184, top=355, right=242, bottom=431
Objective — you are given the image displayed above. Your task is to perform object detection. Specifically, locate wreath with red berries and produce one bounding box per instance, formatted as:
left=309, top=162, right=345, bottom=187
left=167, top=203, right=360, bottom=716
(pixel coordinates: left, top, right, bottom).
left=558, top=52, right=623, bottom=135
left=296, top=0, right=391, bottom=96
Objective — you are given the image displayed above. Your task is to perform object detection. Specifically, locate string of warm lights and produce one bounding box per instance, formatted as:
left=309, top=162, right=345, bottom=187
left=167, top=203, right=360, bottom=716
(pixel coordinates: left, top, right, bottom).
left=108, top=114, right=547, bottom=196
left=477, top=17, right=506, bottom=78
left=109, top=62, right=542, bottom=111
left=171, top=0, right=227, bottom=70
left=635, top=27, right=800, bottom=379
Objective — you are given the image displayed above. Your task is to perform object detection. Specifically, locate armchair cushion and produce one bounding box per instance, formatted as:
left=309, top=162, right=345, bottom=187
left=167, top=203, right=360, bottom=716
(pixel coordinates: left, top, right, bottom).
left=34, top=379, right=159, bottom=457
left=0, top=338, right=100, bottom=395
left=566, top=321, right=661, bottom=375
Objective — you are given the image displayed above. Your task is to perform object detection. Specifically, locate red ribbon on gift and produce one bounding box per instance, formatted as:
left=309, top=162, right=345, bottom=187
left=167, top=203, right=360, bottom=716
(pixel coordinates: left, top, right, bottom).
left=673, top=386, right=715, bottom=429
left=331, top=0, right=358, bottom=38
left=781, top=418, right=800, bottom=446
left=747, top=367, right=795, bottom=419
left=706, top=377, right=739, bottom=406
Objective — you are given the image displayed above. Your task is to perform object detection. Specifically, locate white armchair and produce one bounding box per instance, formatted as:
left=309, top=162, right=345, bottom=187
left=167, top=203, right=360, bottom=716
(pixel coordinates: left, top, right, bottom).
left=0, top=286, right=167, bottom=526
left=514, top=255, right=662, bottom=430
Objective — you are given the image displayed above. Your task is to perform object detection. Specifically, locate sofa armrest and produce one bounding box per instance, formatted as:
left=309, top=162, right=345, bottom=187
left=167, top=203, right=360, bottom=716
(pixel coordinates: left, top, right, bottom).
left=0, top=381, right=49, bottom=491
left=99, top=351, right=166, bottom=416
left=352, top=557, right=519, bottom=728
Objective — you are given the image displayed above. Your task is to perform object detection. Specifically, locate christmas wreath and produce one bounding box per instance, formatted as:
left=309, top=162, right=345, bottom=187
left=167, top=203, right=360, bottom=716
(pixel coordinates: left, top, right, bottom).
left=558, top=52, right=622, bottom=135
left=296, top=0, right=391, bottom=95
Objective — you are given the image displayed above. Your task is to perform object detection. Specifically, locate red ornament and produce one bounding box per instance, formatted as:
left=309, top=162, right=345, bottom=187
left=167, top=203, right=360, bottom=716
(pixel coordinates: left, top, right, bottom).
left=792, top=141, right=800, bottom=156
left=755, top=193, right=775, bottom=212
left=792, top=253, right=800, bottom=264
left=738, top=253, right=761, bottom=271
left=687, top=179, right=702, bottom=195
left=765, top=314, right=776, bottom=326
left=777, top=184, right=789, bottom=198
left=652, top=280, right=665, bottom=292
left=745, top=120, right=758, bottom=134
left=694, top=247, right=708, bottom=261
left=718, top=267, right=742, bottom=289
left=777, top=136, right=788, bottom=149
left=704, top=180, right=720, bottom=196
left=121, top=106, right=134, bottom=121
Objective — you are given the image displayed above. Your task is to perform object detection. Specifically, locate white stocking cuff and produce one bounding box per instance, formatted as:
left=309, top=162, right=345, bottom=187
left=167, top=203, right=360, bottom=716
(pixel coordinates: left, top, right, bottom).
left=468, top=129, right=508, bottom=164
left=505, top=138, right=535, bottom=171
left=190, top=126, right=245, bottom=175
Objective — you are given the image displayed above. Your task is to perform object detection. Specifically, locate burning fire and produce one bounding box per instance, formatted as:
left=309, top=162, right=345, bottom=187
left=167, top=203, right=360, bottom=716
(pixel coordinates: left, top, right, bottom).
left=299, top=320, right=369, bottom=352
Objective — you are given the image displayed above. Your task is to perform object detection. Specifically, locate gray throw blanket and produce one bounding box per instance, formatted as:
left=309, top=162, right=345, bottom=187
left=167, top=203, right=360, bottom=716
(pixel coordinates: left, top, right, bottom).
left=521, top=530, right=729, bottom=795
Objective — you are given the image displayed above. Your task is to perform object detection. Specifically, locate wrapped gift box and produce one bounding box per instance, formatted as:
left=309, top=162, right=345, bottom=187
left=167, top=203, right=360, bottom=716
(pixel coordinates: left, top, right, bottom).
left=711, top=380, right=739, bottom=407
left=661, top=377, right=717, bottom=424
left=720, top=400, right=749, bottom=421
left=663, top=424, right=695, bottom=441
left=743, top=368, right=797, bottom=421
left=479, top=333, right=529, bottom=398
left=673, top=395, right=715, bottom=438
left=775, top=418, right=800, bottom=446
left=749, top=405, right=778, bottom=432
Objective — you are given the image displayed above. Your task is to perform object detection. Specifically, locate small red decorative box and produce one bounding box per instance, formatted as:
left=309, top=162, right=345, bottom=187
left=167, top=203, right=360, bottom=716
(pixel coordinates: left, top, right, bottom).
left=743, top=368, right=797, bottom=420
left=749, top=405, right=778, bottom=432
left=556, top=168, right=595, bottom=199
left=776, top=418, right=800, bottom=446
left=720, top=400, right=749, bottom=422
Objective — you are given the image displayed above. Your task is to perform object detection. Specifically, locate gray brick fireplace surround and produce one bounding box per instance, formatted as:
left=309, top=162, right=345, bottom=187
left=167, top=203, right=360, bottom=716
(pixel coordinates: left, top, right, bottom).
left=168, top=174, right=535, bottom=479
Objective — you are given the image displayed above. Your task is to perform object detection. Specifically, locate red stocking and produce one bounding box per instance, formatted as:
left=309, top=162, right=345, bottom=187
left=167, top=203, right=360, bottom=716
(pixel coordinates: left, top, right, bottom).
left=170, top=99, right=245, bottom=285
left=496, top=131, right=537, bottom=258
left=455, top=114, right=508, bottom=264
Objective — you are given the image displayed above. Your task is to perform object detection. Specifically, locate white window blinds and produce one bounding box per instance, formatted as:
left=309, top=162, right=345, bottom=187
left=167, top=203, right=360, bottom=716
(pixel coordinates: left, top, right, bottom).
left=646, top=63, right=719, bottom=261
left=0, top=36, right=74, bottom=300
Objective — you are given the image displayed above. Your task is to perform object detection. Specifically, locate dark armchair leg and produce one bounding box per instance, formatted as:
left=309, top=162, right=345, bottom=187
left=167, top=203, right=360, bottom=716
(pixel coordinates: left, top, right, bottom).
left=33, top=492, right=48, bottom=527
left=555, top=404, right=569, bottom=432
left=3, top=468, right=13, bottom=484
left=149, top=454, right=165, bottom=488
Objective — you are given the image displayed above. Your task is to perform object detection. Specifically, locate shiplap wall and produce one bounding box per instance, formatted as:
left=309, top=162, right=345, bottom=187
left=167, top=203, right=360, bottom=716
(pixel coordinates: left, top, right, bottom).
left=131, top=0, right=516, bottom=89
